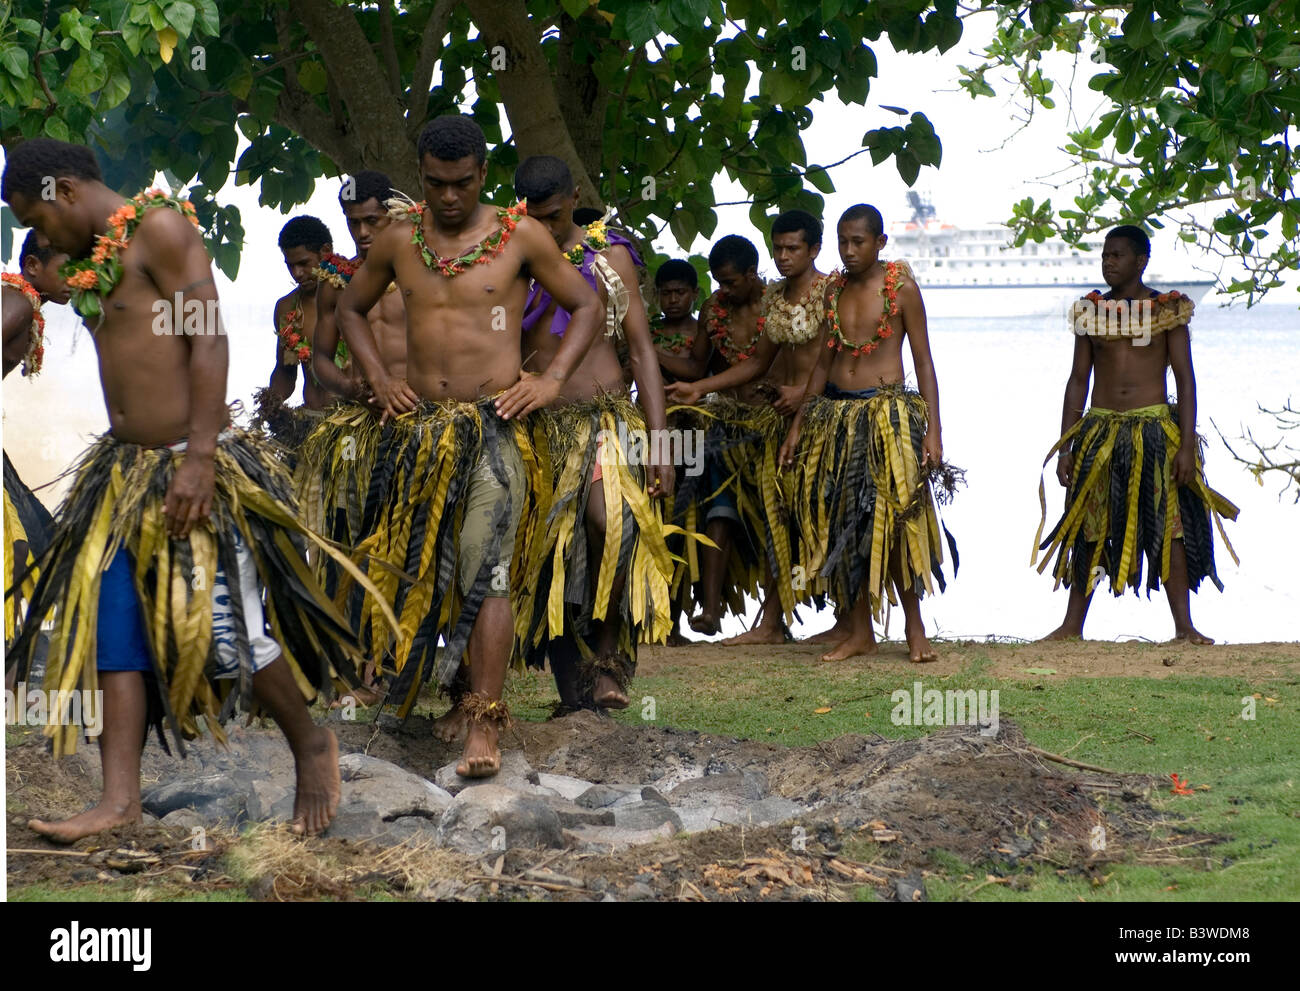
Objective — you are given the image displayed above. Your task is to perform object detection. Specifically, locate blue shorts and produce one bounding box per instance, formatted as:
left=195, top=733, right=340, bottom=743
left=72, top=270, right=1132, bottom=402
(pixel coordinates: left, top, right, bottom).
left=703, top=456, right=740, bottom=525
left=96, top=530, right=280, bottom=675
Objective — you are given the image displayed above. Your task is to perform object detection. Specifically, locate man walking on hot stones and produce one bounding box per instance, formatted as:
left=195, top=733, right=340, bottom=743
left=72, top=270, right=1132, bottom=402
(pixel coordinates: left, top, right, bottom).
left=334, top=116, right=605, bottom=778
left=3, top=137, right=393, bottom=841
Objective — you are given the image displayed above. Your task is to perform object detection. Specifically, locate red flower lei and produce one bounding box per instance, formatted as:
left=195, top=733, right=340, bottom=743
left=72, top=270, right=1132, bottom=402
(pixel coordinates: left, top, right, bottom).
left=703, top=290, right=765, bottom=363
left=1, top=272, right=45, bottom=376
left=59, top=189, right=200, bottom=321
left=826, top=261, right=902, bottom=357
left=277, top=296, right=311, bottom=365
left=408, top=201, right=527, bottom=277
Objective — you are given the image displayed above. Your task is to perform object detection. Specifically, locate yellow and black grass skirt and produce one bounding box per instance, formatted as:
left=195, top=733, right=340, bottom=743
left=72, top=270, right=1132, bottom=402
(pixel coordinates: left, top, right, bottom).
left=4, top=430, right=389, bottom=756
left=339, top=397, right=543, bottom=715
left=4, top=451, right=53, bottom=648
left=517, top=394, right=675, bottom=688
left=249, top=386, right=322, bottom=468
left=666, top=396, right=804, bottom=621
left=1032, top=404, right=1239, bottom=595
left=293, top=400, right=387, bottom=596
left=791, top=385, right=958, bottom=619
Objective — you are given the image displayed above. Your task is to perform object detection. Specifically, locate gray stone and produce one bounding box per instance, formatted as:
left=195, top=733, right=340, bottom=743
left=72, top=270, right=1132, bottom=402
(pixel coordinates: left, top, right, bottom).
left=159, top=808, right=207, bottom=830
left=434, top=750, right=535, bottom=796
left=741, top=768, right=769, bottom=800
left=575, top=783, right=641, bottom=809
left=613, top=801, right=682, bottom=833
left=624, top=882, right=656, bottom=901
left=141, top=774, right=249, bottom=824
left=562, top=821, right=677, bottom=853
left=537, top=772, right=596, bottom=802
left=542, top=797, right=616, bottom=828
left=640, top=786, right=668, bottom=805
left=893, top=872, right=927, bottom=903
left=437, top=783, right=564, bottom=855
left=245, top=779, right=293, bottom=823
left=664, top=773, right=746, bottom=804
left=340, top=752, right=453, bottom=818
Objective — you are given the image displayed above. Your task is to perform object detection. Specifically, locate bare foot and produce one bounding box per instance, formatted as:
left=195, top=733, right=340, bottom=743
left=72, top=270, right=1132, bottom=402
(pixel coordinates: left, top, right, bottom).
left=331, top=682, right=383, bottom=709
left=1038, top=624, right=1083, bottom=642
left=688, top=610, right=720, bottom=636
left=1171, top=626, right=1214, bottom=645
left=431, top=703, right=469, bottom=742
left=29, top=801, right=142, bottom=845
left=721, top=624, right=786, bottom=646
left=456, top=721, right=501, bottom=778
left=593, top=673, right=630, bottom=709
left=821, top=634, right=878, bottom=662
left=906, top=624, right=939, bottom=663
left=290, top=726, right=341, bottom=836
left=665, top=629, right=691, bottom=647
left=803, top=622, right=850, bottom=645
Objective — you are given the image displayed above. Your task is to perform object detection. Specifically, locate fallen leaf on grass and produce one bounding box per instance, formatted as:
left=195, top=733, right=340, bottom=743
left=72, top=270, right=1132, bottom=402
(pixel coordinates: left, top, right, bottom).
left=813, top=707, right=832, bottom=714
left=1021, top=667, right=1058, bottom=675
left=1170, top=773, right=1196, bottom=796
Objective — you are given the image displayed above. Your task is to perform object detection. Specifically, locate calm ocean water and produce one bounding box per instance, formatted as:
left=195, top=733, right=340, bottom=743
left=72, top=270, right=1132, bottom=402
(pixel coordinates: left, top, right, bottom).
left=6, top=297, right=1297, bottom=645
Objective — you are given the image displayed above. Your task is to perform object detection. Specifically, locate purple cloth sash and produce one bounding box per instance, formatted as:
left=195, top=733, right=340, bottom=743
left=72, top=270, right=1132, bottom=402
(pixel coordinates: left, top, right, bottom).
left=522, top=228, right=642, bottom=337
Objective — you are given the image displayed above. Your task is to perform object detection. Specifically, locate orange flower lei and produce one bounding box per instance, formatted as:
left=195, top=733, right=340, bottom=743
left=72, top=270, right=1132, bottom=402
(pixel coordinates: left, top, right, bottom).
left=278, top=296, right=311, bottom=365
left=406, top=201, right=527, bottom=277
left=1, top=272, right=45, bottom=376
left=826, top=261, right=903, bottom=357
left=703, top=289, right=765, bottom=363
left=60, top=189, right=201, bottom=321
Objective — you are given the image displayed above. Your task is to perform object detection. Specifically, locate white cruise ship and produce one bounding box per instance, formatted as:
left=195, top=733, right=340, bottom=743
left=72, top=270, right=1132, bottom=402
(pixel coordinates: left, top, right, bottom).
left=885, top=193, right=1216, bottom=318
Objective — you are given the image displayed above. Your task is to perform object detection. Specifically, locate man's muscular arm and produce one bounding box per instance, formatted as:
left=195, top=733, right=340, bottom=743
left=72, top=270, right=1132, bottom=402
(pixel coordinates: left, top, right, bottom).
left=610, top=244, right=674, bottom=499
left=496, top=218, right=603, bottom=420
left=313, top=279, right=366, bottom=399
left=138, top=209, right=227, bottom=537
left=1057, top=334, right=1094, bottom=487
left=667, top=334, right=777, bottom=405
left=268, top=296, right=297, bottom=403
left=900, top=278, right=942, bottom=466
left=338, top=231, right=417, bottom=420
left=2, top=287, right=34, bottom=375
left=1167, top=325, right=1199, bottom=485
left=780, top=335, right=832, bottom=468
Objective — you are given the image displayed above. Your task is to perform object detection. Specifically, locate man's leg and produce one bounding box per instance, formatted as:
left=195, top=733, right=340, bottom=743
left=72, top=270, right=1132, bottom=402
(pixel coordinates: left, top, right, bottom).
left=457, top=597, right=511, bottom=777
left=250, top=656, right=340, bottom=835
left=690, top=517, right=731, bottom=635
left=584, top=477, right=630, bottom=709
left=887, top=548, right=937, bottom=663
left=804, top=609, right=851, bottom=645
left=1165, top=539, right=1213, bottom=644
left=721, top=565, right=785, bottom=645
left=820, top=587, right=876, bottom=661
left=1041, top=583, right=1093, bottom=640
left=29, top=671, right=146, bottom=843
left=432, top=665, right=471, bottom=743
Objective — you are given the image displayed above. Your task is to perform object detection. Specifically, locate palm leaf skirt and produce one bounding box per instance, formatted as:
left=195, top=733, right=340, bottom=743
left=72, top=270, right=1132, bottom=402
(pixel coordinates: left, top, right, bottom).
left=5, top=430, right=389, bottom=756
left=1032, top=403, right=1239, bottom=595
left=789, top=386, right=957, bottom=619
left=517, top=394, right=675, bottom=668
left=4, top=452, right=54, bottom=647
left=337, top=397, right=542, bottom=715
left=666, top=397, right=808, bottom=621
left=293, top=401, right=387, bottom=597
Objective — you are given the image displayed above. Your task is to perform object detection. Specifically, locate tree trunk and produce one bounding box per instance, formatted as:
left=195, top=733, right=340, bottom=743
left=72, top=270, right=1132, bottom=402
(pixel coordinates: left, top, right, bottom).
left=555, top=13, right=612, bottom=209
left=465, top=0, right=600, bottom=206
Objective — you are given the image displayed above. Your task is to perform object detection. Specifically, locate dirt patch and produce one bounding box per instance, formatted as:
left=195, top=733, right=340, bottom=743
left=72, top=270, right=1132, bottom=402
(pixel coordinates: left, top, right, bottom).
left=9, top=710, right=1223, bottom=901
left=636, top=638, right=1300, bottom=681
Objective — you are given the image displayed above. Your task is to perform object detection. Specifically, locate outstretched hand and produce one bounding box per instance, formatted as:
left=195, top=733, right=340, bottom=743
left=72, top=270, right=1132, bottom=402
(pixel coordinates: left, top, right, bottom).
left=665, top=381, right=703, bottom=406
left=496, top=368, right=561, bottom=420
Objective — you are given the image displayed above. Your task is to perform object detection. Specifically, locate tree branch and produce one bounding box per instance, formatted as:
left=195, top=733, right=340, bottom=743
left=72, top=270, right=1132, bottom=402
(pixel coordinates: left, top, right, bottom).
left=378, top=1, right=402, bottom=96
left=407, top=0, right=456, bottom=133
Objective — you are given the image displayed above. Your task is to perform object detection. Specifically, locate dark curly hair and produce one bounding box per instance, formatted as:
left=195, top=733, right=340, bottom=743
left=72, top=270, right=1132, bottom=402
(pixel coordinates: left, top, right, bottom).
left=417, top=115, right=487, bottom=165
left=2, top=138, right=103, bottom=203
left=278, top=215, right=333, bottom=253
